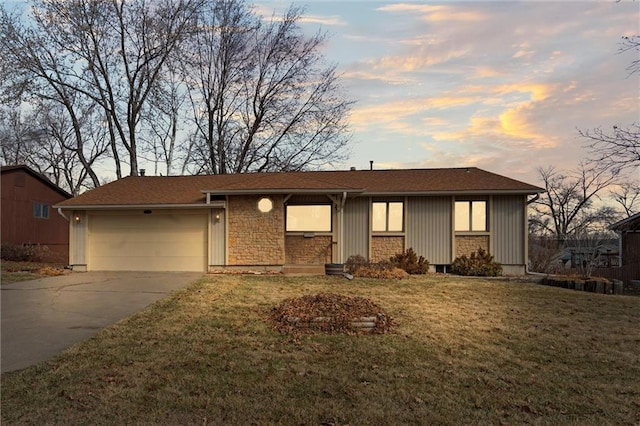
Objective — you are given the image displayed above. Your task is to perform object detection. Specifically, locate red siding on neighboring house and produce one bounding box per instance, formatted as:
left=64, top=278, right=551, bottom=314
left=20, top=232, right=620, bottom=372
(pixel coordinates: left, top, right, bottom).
left=622, top=232, right=640, bottom=266
left=1, top=166, right=71, bottom=262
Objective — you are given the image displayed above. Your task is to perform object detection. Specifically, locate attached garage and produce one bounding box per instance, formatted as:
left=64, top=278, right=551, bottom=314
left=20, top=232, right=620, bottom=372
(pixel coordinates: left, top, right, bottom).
left=87, top=210, right=208, bottom=272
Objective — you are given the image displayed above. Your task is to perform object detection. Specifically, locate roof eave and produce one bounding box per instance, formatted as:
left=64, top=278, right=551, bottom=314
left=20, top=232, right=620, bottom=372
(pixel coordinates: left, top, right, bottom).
left=54, top=202, right=224, bottom=210
left=359, top=189, right=545, bottom=197
left=609, top=212, right=640, bottom=231
left=202, top=188, right=365, bottom=195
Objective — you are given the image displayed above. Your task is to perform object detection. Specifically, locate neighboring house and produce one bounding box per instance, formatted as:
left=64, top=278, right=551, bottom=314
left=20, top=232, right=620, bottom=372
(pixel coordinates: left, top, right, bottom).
left=1, top=165, right=72, bottom=262
left=559, top=240, right=620, bottom=269
left=610, top=212, right=640, bottom=267
left=54, top=167, right=544, bottom=274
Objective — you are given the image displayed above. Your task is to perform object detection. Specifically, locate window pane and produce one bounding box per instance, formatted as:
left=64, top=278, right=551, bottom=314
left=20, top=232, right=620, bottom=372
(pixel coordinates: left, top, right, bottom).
left=33, top=203, right=40, bottom=218
left=42, top=204, right=49, bottom=219
left=455, top=201, right=470, bottom=231
left=372, top=202, right=387, bottom=232
left=286, top=205, right=331, bottom=231
left=471, top=201, right=486, bottom=231
left=388, top=202, right=403, bottom=231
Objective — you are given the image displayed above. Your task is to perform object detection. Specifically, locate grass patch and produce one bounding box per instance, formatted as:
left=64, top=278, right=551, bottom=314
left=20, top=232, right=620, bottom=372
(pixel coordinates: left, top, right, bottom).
left=2, top=275, right=640, bottom=424
left=1, top=261, right=68, bottom=284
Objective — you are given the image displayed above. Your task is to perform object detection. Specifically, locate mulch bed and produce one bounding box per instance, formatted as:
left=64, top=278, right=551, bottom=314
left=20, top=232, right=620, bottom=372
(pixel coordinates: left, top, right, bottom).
left=270, top=293, right=392, bottom=335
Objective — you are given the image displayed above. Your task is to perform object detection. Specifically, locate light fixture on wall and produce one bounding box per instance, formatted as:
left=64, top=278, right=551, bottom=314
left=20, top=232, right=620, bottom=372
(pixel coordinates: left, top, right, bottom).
left=74, top=215, right=81, bottom=223
left=215, top=213, right=221, bottom=222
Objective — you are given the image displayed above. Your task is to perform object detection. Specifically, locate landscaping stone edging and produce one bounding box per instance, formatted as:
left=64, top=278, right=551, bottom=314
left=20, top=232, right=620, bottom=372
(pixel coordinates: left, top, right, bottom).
left=285, top=314, right=388, bottom=332
left=540, top=277, right=624, bottom=295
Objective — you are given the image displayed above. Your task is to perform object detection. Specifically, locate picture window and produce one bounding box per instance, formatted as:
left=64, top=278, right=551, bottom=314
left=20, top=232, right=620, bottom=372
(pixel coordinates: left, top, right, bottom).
left=286, top=205, right=331, bottom=232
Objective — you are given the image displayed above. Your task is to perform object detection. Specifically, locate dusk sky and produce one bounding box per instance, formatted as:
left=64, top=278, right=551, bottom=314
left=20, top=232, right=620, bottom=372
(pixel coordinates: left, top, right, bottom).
left=257, top=1, right=639, bottom=185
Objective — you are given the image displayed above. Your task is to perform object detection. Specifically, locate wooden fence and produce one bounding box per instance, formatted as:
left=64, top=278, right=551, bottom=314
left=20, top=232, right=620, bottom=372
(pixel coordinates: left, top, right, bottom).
left=591, top=263, right=640, bottom=284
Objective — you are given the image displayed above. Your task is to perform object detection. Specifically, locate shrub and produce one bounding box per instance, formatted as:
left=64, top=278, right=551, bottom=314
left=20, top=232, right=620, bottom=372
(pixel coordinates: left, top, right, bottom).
left=345, top=254, right=369, bottom=275
left=1, top=244, right=51, bottom=262
left=345, top=255, right=408, bottom=279
left=451, top=247, right=503, bottom=277
left=389, top=248, right=429, bottom=275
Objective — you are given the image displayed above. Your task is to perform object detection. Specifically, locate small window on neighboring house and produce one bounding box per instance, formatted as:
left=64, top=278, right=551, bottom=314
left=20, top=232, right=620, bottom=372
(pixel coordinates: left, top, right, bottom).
left=455, top=200, right=487, bottom=231
left=372, top=202, right=404, bottom=232
left=286, top=205, right=332, bottom=232
left=34, top=202, right=49, bottom=219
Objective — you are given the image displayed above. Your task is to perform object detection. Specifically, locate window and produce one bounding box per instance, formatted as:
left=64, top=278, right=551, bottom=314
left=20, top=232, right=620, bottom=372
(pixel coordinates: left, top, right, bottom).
left=372, top=202, right=403, bottom=232
left=34, top=202, right=49, bottom=219
left=286, top=205, right=332, bottom=232
left=455, top=200, right=486, bottom=231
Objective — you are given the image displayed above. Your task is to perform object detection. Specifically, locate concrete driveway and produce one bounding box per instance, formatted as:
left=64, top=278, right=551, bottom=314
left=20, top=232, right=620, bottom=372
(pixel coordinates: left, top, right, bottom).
left=1, top=271, right=202, bottom=374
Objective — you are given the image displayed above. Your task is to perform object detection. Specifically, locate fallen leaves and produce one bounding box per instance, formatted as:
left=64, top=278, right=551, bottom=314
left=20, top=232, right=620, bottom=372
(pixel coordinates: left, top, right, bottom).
left=270, top=293, right=392, bottom=335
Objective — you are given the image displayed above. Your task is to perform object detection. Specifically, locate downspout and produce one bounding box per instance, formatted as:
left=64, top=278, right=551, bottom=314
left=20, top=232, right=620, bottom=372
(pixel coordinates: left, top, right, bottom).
left=57, top=207, right=70, bottom=221
left=525, top=193, right=541, bottom=274
left=340, top=192, right=347, bottom=263
left=57, top=207, right=72, bottom=269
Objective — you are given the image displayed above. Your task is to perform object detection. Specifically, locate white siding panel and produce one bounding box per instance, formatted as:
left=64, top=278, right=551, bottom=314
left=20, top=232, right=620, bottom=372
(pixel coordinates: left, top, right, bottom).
left=210, top=209, right=226, bottom=265
left=492, top=195, right=525, bottom=265
left=407, top=197, right=452, bottom=264
left=71, top=210, right=87, bottom=265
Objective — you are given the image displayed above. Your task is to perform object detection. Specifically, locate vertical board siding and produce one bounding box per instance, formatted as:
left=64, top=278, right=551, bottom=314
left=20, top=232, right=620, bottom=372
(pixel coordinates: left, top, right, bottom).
left=343, top=197, right=369, bottom=261
left=72, top=210, right=87, bottom=264
left=406, top=197, right=452, bottom=264
left=210, top=208, right=226, bottom=265
left=492, top=195, right=525, bottom=265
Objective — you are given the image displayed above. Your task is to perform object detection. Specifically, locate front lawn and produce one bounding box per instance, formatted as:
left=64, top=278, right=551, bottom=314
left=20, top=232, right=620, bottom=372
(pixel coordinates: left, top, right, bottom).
left=2, top=275, right=639, bottom=424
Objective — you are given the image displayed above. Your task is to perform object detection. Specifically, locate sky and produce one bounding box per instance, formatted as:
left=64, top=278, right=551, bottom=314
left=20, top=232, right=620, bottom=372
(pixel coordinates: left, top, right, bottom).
left=255, top=1, right=640, bottom=186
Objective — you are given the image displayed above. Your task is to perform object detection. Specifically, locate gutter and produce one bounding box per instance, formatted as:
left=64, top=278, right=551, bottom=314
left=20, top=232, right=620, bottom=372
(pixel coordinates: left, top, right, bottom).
left=526, top=193, right=541, bottom=205
left=202, top=188, right=364, bottom=196
left=57, top=207, right=70, bottom=221
left=53, top=202, right=226, bottom=210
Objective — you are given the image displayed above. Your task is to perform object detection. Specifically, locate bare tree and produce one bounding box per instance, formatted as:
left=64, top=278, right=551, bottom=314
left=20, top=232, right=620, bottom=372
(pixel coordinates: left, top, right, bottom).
left=610, top=180, right=640, bottom=218
left=0, top=96, right=108, bottom=194
left=582, top=35, right=639, bottom=172
left=182, top=1, right=352, bottom=174
left=621, top=34, right=639, bottom=76
left=566, top=227, right=617, bottom=279
left=531, top=164, right=620, bottom=240
left=1, top=0, right=201, bottom=179
left=140, top=68, right=190, bottom=176
left=581, top=124, right=640, bottom=173
left=0, top=104, right=40, bottom=166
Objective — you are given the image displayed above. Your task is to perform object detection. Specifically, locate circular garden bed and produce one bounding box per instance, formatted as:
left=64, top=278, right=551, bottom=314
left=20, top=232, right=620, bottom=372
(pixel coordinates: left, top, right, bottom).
left=270, top=293, right=392, bottom=334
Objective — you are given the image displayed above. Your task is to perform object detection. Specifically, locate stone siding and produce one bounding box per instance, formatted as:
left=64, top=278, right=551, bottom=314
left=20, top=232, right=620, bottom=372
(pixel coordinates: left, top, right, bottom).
left=285, top=235, right=333, bottom=264
left=455, top=235, right=489, bottom=258
left=371, top=236, right=404, bottom=262
left=228, top=195, right=285, bottom=265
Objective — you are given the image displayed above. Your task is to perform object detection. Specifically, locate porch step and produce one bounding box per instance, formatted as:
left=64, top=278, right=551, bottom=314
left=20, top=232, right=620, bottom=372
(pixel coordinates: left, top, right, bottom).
left=283, top=264, right=326, bottom=275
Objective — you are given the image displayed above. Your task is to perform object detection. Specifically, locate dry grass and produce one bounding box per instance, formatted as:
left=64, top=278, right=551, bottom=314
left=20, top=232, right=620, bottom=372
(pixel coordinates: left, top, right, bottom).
left=1, top=261, right=68, bottom=284
left=2, top=275, right=640, bottom=424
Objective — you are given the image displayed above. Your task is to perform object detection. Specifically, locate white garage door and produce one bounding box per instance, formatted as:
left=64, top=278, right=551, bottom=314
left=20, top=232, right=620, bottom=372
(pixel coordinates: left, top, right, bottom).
left=88, top=211, right=207, bottom=272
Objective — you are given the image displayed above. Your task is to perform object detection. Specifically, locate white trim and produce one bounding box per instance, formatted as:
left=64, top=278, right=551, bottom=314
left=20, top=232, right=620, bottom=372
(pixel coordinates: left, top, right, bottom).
left=55, top=202, right=226, bottom=210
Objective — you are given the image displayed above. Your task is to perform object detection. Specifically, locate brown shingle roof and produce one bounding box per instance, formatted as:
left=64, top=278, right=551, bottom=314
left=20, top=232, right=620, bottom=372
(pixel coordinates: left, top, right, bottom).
left=1, top=165, right=72, bottom=198
left=55, top=168, right=544, bottom=207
